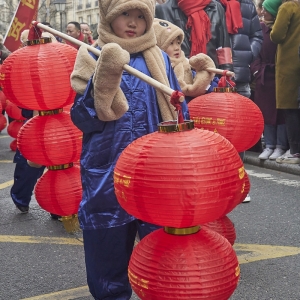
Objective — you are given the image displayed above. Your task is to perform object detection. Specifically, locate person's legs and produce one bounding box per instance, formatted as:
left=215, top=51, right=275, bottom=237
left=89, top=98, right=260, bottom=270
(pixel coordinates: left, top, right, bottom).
left=10, top=151, right=45, bottom=211
left=235, top=82, right=251, bottom=98
left=83, top=222, right=137, bottom=300
left=259, top=125, right=275, bottom=160
left=283, top=109, right=300, bottom=155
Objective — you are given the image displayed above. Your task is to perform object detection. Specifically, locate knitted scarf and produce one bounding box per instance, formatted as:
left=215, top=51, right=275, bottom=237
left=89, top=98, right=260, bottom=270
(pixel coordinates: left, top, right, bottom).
left=97, top=22, right=178, bottom=121
left=219, top=0, right=243, bottom=34
left=177, top=0, right=211, bottom=56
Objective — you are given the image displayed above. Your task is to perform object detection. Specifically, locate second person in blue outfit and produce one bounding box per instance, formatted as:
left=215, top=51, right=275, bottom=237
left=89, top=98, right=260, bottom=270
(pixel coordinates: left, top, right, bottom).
left=70, top=0, right=189, bottom=299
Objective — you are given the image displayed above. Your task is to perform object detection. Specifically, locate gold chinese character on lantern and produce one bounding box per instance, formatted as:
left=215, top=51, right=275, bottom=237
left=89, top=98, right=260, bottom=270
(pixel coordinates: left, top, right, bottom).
left=21, top=0, right=35, bottom=9
left=8, top=17, right=26, bottom=41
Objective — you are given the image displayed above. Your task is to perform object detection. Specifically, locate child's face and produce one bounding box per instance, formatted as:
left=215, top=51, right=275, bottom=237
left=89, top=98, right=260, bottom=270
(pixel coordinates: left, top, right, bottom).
left=165, top=37, right=181, bottom=59
left=261, top=7, right=275, bottom=21
left=111, top=9, right=147, bottom=39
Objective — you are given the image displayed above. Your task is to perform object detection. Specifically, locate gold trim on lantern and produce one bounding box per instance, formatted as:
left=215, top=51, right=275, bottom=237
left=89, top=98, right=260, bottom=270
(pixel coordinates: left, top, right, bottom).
left=48, top=163, right=73, bottom=170
left=26, top=37, right=52, bottom=46
left=164, top=225, right=200, bottom=235
left=158, top=120, right=194, bottom=133
left=213, top=87, right=237, bottom=93
left=39, top=108, right=63, bottom=116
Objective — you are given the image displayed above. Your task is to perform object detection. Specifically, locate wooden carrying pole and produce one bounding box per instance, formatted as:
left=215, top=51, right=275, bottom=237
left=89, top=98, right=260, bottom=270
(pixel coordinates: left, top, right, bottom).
left=33, top=21, right=235, bottom=100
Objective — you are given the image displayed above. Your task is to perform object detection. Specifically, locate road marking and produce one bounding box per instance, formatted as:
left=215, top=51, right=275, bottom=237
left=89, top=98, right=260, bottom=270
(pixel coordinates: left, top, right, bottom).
left=247, top=169, right=300, bottom=187
left=12, top=240, right=300, bottom=299
left=0, top=160, right=13, bottom=163
left=0, top=179, right=14, bottom=189
left=235, top=243, right=300, bottom=264
left=0, top=135, right=9, bottom=139
left=21, top=286, right=90, bottom=299
left=0, top=235, right=83, bottom=245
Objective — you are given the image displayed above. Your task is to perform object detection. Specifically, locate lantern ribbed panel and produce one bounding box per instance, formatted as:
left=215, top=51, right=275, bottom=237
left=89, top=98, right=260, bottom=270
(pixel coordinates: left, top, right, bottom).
left=17, top=112, right=82, bottom=166
left=35, top=165, right=82, bottom=216
left=10, top=139, right=17, bottom=151
left=202, top=215, right=236, bottom=245
left=0, top=43, right=77, bottom=110
left=114, top=128, right=245, bottom=227
left=7, top=120, right=24, bottom=139
left=5, top=100, right=25, bottom=120
left=0, top=114, right=7, bottom=131
left=0, top=91, right=6, bottom=110
left=129, top=228, right=240, bottom=300
left=188, top=93, right=264, bottom=152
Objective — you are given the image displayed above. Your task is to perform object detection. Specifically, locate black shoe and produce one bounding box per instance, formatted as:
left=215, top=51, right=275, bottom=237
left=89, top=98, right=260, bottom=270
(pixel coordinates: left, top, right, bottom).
left=15, top=205, right=29, bottom=214
left=50, top=213, right=61, bottom=220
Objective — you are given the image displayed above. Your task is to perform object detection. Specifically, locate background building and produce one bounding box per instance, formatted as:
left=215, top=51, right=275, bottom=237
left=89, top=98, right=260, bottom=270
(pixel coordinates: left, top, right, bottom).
left=0, top=0, right=100, bottom=40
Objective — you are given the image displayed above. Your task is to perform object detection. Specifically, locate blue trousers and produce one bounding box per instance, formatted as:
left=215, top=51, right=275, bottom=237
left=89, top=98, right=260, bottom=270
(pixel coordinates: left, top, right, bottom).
left=264, top=124, right=288, bottom=150
left=10, top=150, right=45, bottom=207
left=83, top=220, right=160, bottom=300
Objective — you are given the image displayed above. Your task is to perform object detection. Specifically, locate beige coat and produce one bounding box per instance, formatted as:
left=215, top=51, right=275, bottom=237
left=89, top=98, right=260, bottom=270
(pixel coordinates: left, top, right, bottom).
left=270, top=1, right=300, bottom=109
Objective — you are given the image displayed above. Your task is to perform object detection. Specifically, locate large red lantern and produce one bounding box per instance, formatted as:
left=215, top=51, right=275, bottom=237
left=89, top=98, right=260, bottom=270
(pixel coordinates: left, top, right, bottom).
left=0, top=114, right=7, bottom=131
left=17, top=110, right=82, bottom=166
left=7, top=120, right=24, bottom=139
left=5, top=100, right=25, bottom=120
left=0, top=38, right=77, bottom=110
left=35, top=165, right=82, bottom=216
left=188, top=87, right=264, bottom=152
left=114, top=121, right=245, bottom=227
left=129, top=227, right=240, bottom=300
left=202, top=215, right=236, bottom=245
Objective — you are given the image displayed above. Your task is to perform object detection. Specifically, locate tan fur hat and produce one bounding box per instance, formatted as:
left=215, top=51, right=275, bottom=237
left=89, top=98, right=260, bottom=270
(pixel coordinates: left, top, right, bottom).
left=153, top=18, right=184, bottom=52
left=99, top=0, right=155, bottom=32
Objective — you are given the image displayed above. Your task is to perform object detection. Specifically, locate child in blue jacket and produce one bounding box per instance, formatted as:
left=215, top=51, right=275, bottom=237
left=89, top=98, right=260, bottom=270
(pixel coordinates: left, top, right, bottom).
left=70, top=0, right=189, bottom=299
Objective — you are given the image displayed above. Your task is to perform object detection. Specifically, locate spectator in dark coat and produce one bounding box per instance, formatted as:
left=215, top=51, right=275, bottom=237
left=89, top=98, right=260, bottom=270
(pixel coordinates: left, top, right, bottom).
left=155, top=0, right=233, bottom=71
left=251, top=0, right=289, bottom=161
left=219, top=0, right=263, bottom=98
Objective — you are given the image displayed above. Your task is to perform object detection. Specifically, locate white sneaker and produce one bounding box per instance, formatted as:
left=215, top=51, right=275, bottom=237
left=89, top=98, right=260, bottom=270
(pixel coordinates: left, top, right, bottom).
left=243, top=194, right=251, bottom=203
left=258, top=148, right=274, bottom=160
left=269, top=148, right=286, bottom=160
left=276, top=152, right=300, bottom=164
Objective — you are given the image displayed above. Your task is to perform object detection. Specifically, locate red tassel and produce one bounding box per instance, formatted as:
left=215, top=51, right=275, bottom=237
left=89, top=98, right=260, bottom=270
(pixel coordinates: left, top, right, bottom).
left=170, top=90, right=185, bottom=123
left=28, top=22, right=42, bottom=40
left=218, top=70, right=236, bottom=87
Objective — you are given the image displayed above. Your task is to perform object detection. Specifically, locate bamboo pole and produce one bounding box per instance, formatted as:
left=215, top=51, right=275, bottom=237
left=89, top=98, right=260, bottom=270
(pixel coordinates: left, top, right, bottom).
left=33, top=21, right=235, bottom=100
left=32, top=21, right=185, bottom=102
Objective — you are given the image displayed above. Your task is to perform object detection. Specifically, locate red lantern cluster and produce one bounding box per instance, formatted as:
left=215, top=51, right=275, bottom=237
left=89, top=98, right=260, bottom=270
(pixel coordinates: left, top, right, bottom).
left=115, top=121, right=241, bottom=299
left=188, top=88, right=264, bottom=152
left=1, top=33, right=82, bottom=219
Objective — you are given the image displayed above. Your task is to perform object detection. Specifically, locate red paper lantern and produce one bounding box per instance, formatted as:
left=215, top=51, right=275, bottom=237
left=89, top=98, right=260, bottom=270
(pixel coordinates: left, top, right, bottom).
left=114, top=121, right=245, bottom=227
left=5, top=100, right=25, bottom=120
left=0, top=39, right=77, bottom=110
left=7, top=120, right=24, bottom=138
left=17, top=111, right=82, bottom=166
left=188, top=88, right=264, bottom=152
left=10, top=139, right=18, bottom=151
left=0, top=90, right=6, bottom=111
left=129, top=227, right=240, bottom=300
left=35, top=165, right=82, bottom=216
left=202, top=215, right=236, bottom=245
left=0, top=114, right=7, bottom=131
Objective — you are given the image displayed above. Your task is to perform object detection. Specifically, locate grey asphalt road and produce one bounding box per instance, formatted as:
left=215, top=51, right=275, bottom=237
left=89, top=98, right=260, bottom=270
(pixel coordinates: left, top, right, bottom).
left=0, top=127, right=300, bottom=300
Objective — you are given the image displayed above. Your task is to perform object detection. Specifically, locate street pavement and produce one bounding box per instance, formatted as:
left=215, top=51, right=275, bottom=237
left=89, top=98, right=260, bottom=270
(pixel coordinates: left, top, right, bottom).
left=0, top=126, right=300, bottom=300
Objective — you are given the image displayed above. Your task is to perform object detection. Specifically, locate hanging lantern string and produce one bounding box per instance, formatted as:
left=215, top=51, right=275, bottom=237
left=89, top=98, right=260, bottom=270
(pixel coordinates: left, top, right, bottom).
left=170, top=90, right=184, bottom=124
left=218, top=70, right=236, bottom=88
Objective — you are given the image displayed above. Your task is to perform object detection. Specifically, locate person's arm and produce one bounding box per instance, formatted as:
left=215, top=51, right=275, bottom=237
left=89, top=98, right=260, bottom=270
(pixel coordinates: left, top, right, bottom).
left=270, top=4, right=292, bottom=44
left=70, top=78, right=106, bottom=134
left=249, top=4, right=263, bottom=61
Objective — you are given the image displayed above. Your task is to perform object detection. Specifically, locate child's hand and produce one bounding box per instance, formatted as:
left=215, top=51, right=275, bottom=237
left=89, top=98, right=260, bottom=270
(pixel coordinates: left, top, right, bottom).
left=93, top=43, right=130, bottom=121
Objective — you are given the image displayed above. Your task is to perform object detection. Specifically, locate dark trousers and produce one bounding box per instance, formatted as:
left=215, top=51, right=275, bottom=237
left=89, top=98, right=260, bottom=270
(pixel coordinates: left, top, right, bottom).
left=83, top=220, right=160, bottom=300
left=283, top=109, right=300, bottom=155
left=10, top=150, right=45, bottom=207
